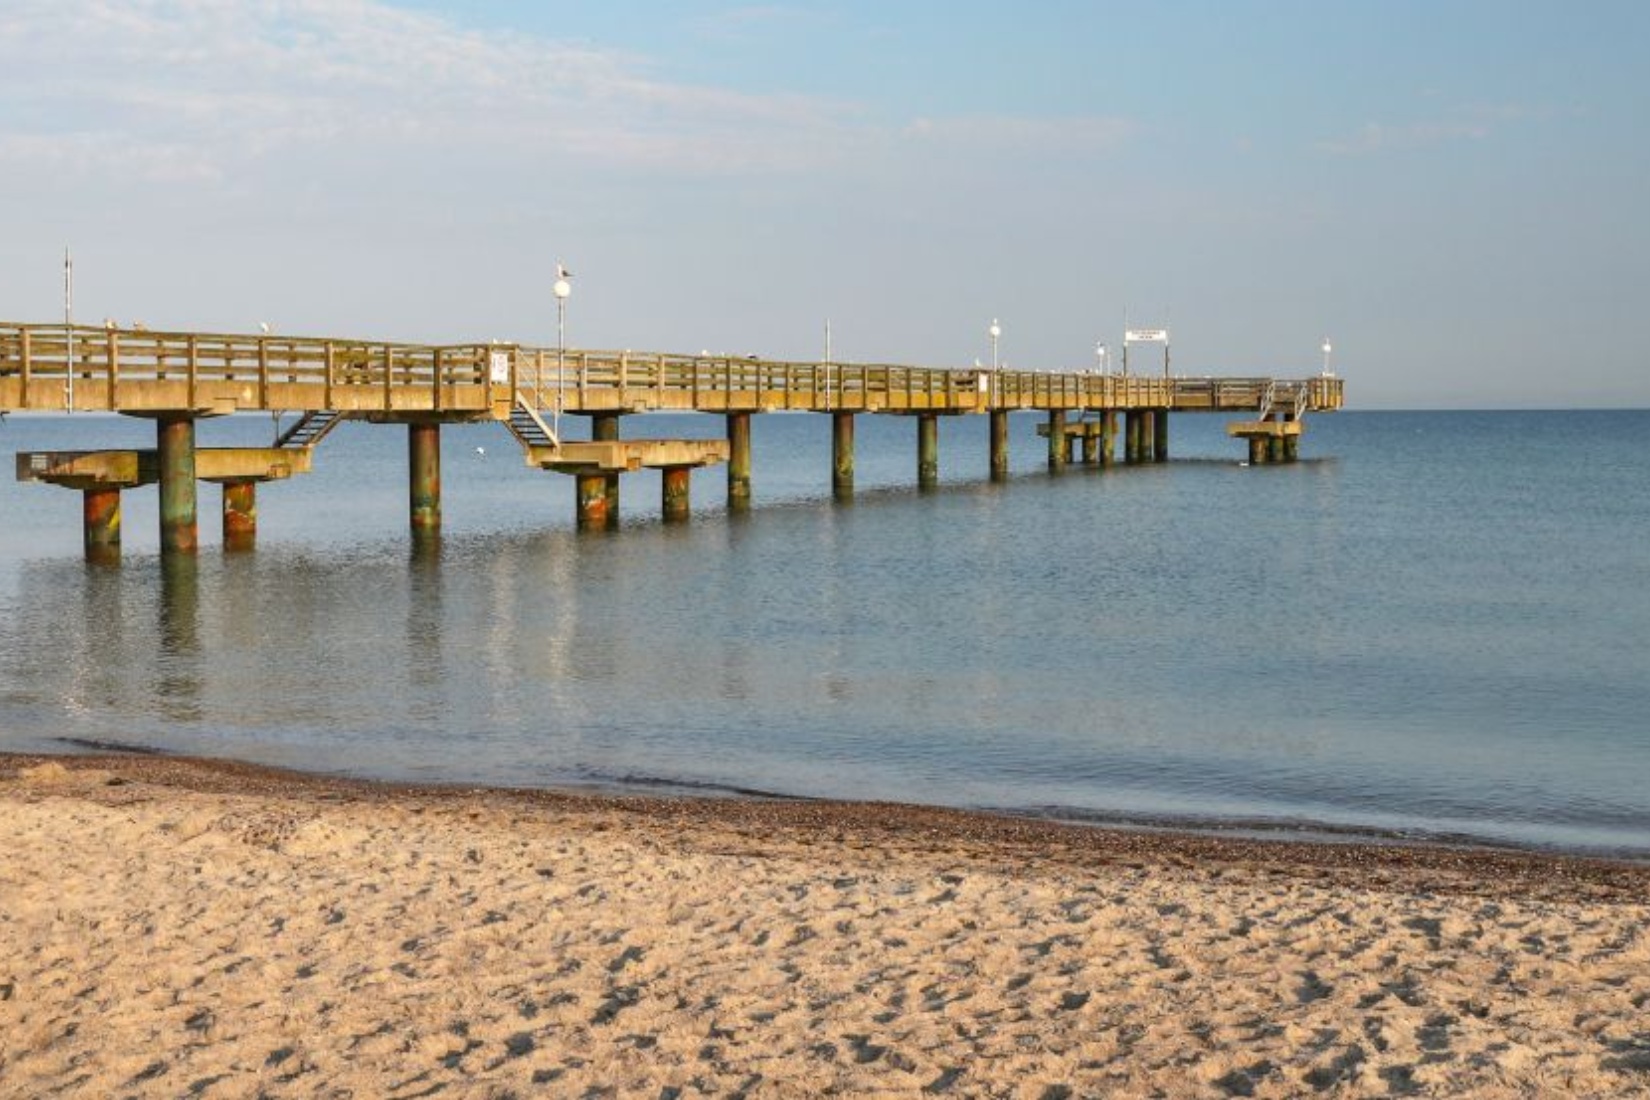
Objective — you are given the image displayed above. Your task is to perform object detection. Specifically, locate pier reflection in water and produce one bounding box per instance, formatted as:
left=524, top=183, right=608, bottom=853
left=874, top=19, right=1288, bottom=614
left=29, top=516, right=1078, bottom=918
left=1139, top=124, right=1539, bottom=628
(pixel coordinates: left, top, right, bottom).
left=3, top=411, right=1650, bottom=855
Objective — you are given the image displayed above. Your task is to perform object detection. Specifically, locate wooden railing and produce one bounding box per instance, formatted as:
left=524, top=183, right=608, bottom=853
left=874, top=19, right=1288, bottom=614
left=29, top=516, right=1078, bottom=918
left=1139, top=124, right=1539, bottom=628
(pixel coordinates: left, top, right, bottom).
left=2, top=322, right=1343, bottom=416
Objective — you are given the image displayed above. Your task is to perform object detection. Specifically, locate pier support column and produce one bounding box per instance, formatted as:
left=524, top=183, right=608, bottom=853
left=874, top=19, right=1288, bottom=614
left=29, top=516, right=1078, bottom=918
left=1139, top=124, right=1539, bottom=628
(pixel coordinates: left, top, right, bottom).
left=1125, top=411, right=1143, bottom=463
left=593, top=412, right=621, bottom=528
left=1068, top=434, right=1082, bottom=465
left=1047, top=410, right=1067, bottom=471
left=726, top=412, right=752, bottom=512
left=1268, top=434, right=1286, bottom=463
left=1140, top=412, right=1155, bottom=462
left=832, top=412, right=855, bottom=499
left=1082, top=426, right=1099, bottom=466
left=157, top=414, right=198, bottom=555
left=989, top=410, right=1010, bottom=482
left=576, top=473, right=609, bottom=530
left=1284, top=434, right=1300, bottom=462
left=661, top=466, right=692, bottom=522
left=221, top=481, right=257, bottom=552
left=1153, top=410, right=1169, bottom=462
left=917, top=413, right=939, bottom=489
left=1100, top=411, right=1117, bottom=468
left=83, top=488, right=121, bottom=565
left=1249, top=437, right=1269, bottom=465
left=408, top=421, right=441, bottom=540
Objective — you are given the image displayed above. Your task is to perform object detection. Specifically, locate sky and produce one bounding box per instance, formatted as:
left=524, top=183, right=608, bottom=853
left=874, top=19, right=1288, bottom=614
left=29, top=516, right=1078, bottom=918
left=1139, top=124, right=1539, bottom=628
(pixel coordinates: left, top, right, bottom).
left=2, top=0, right=1647, bottom=408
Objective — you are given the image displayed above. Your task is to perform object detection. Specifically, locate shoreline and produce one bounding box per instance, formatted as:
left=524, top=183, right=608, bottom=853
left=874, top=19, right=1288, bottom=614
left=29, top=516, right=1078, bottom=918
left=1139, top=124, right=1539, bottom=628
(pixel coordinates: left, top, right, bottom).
left=15, top=744, right=1650, bottom=879
left=6, top=751, right=1650, bottom=1097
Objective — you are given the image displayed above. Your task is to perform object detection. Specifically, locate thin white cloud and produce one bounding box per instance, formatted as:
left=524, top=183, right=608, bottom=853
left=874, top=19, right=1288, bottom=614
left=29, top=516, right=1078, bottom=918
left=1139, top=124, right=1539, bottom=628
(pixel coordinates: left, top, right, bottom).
left=0, top=0, right=859, bottom=181
left=902, top=114, right=1135, bottom=157
left=1317, top=103, right=1542, bottom=156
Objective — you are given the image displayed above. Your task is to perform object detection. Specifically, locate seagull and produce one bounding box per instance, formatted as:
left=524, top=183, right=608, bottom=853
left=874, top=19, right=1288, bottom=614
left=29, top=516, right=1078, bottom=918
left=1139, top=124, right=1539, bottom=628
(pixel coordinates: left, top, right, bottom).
left=556, top=263, right=572, bottom=279
left=103, top=318, right=116, bottom=330
left=259, top=321, right=272, bottom=335
left=474, top=446, right=486, bottom=457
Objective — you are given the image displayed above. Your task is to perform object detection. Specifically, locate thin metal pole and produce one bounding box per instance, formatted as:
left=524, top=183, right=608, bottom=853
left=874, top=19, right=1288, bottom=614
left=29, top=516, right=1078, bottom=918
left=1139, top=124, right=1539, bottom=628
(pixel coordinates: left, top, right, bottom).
left=555, top=296, right=565, bottom=441
left=64, top=246, right=74, bottom=411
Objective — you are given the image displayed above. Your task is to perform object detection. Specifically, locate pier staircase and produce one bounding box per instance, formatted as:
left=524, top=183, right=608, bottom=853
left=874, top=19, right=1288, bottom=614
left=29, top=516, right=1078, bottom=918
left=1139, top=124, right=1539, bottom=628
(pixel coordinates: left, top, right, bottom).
left=274, top=409, right=348, bottom=450
left=503, top=392, right=561, bottom=452
left=1254, top=380, right=1311, bottom=424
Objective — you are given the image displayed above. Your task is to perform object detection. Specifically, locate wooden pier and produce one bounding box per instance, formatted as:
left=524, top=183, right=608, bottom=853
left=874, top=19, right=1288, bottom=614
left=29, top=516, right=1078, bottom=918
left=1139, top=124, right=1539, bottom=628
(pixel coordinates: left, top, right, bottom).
left=1, top=321, right=1343, bottom=558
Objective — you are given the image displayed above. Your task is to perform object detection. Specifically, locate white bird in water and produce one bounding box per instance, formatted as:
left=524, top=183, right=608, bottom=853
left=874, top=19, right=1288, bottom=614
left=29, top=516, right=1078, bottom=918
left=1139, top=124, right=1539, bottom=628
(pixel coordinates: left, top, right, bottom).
left=474, top=446, right=486, bottom=457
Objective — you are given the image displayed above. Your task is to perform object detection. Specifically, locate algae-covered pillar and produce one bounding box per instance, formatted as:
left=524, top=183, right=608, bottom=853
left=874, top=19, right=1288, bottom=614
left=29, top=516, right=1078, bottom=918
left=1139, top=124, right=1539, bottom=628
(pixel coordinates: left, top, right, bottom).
left=408, top=421, right=440, bottom=540
left=661, top=466, right=693, bottom=522
left=83, top=488, right=122, bottom=565
left=1046, top=410, right=1067, bottom=471
left=917, top=413, right=939, bottom=489
left=157, top=414, right=198, bottom=554
left=832, top=412, right=854, bottom=499
left=1124, top=411, right=1144, bottom=464
left=593, top=412, right=622, bottom=528
left=726, top=412, right=752, bottom=512
left=989, top=410, right=1009, bottom=481
left=576, top=473, right=609, bottom=529
left=1153, top=409, right=1169, bottom=462
left=1100, top=411, right=1117, bottom=468
left=221, top=481, right=257, bottom=552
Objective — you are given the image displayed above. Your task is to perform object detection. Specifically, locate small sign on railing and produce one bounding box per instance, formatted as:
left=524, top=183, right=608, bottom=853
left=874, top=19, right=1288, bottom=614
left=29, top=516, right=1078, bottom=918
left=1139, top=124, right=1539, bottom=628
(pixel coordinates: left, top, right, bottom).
left=488, top=351, right=510, bottom=384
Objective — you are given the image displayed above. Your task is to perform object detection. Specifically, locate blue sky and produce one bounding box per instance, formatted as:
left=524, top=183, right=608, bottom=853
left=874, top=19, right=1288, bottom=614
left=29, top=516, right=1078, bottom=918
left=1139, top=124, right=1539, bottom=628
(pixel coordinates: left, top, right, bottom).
left=2, top=1, right=1646, bottom=406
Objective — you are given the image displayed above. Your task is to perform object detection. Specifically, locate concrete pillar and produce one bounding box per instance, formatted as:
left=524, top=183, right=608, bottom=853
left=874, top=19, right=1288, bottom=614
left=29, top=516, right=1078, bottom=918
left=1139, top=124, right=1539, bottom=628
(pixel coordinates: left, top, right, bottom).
left=1249, top=436, right=1268, bottom=465
left=989, top=410, right=1009, bottom=481
left=1100, top=411, right=1117, bottom=468
left=1140, top=411, right=1155, bottom=462
left=832, top=412, right=855, bottom=499
left=917, top=413, right=939, bottom=489
left=1284, top=433, right=1300, bottom=462
left=408, top=421, right=441, bottom=540
left=83, top=487, right=121, bottom=565
left=1047, top=410, right=1067, bottom=471
left=726, top=412, right=752, bottom=512
left=1068, top=434, right=1081, bottom=465
left=1082, top=426, right=1099, bottom=466
left=593, top=412, right=621, bottom=528
left=661, top=466, right=692, bottom=522
left=157, top=414, right=198, bottom=555
left=576, top=473, right=609, bottom=530
left=221, top=481, right=257, bottom=552
left=1268, top=434, right=1286, bottom=463
left=1153, top=409, right=1169, bottom=462
left=1125, top=411, right=1143, bottom=463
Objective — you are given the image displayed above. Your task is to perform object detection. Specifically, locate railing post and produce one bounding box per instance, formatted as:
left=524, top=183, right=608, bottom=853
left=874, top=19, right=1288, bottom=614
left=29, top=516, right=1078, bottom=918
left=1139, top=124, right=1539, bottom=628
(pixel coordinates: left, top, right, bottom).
left=187, top=334, right=199, bottom=410
left=19, top=328, right=30, bottom=408
left=107, top=331, right=120, bottom=410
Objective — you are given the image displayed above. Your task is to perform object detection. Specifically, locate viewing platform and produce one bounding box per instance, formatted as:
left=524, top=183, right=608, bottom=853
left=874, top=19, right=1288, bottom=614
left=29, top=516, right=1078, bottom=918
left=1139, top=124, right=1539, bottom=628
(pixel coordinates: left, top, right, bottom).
left=2, top=321, right=1344, bottom=558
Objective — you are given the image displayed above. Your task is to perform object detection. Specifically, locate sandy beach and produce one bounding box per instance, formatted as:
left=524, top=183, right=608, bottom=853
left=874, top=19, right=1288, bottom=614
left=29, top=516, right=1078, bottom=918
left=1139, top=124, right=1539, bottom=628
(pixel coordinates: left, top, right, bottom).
left=2, top=753, right=1648, bottom=1098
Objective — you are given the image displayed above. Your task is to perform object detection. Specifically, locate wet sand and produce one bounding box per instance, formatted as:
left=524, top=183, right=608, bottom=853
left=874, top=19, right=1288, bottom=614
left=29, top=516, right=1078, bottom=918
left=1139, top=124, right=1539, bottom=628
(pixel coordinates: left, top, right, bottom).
left=3, top=752, right=1648, bottom=1098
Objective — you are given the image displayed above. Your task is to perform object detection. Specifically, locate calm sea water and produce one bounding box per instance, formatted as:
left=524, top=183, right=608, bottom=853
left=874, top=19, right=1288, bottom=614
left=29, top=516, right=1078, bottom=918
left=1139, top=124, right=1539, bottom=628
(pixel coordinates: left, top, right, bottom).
left=2, top=407, right=1647, bottom=857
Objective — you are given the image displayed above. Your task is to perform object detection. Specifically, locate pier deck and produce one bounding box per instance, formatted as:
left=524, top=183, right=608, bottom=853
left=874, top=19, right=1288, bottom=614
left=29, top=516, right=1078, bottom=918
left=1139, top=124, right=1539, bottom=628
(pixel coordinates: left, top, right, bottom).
left=2, top=321, right=1344, bottom=556
left=0, top=323, right=1342, bottom=419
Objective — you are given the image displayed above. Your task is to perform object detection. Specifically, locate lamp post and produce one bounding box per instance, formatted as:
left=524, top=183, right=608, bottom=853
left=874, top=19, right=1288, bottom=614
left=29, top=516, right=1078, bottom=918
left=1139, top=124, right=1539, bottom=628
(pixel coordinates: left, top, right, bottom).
left=553, top=264, right=572, bottom=438
left=988, top=319, right=1001, bottom=406
left=1095, top=341, right=1109, bottom=375
left=1321, top=339, right=1333, bottom=377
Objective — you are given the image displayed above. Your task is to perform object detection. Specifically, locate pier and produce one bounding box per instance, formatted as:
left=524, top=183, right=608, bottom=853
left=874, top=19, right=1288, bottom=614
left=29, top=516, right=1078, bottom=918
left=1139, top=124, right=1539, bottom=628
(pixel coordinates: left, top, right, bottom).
left=2, top=322, right=1343, bottom=559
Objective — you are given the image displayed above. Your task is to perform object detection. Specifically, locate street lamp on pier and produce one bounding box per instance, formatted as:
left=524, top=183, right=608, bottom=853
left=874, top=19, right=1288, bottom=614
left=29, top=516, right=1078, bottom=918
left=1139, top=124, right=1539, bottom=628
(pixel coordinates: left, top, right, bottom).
left=988, top=319, right=1001, bottom=406
left=553, top=263, right=572, bottom=438
left=1321, top=339, right=1333, bottom=377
